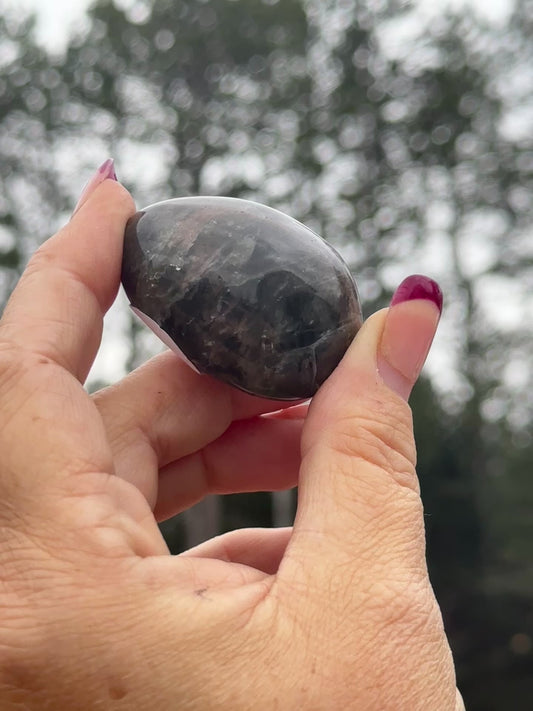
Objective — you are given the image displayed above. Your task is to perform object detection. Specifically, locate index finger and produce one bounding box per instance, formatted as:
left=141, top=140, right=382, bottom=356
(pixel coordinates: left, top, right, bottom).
left=0, top=179, right=135, bottom=382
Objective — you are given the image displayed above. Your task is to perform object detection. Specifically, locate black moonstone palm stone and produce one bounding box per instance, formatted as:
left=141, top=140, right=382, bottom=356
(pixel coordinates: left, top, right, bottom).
left=121, top=197, right=363, bottom=400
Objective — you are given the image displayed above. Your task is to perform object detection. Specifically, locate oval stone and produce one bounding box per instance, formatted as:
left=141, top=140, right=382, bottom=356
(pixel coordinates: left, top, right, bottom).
left=121, top=197, right=363, bottom=400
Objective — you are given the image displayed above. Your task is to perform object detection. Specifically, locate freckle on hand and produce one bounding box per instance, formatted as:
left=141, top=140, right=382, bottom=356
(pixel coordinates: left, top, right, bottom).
left=108, top=680, right=127, bottom=700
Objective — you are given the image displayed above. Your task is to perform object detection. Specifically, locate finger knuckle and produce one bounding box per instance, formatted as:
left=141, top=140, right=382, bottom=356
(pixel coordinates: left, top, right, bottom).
left=366, top=575, right=437, bottom=632
left=0, top=342, right=54, bottom=390
left=21, top=241, right=64, bottom=286
left=322, top=398, right=418, bottom=492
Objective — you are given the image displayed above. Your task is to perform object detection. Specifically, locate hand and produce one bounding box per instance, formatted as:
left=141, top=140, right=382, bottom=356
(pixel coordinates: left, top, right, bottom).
left=0, top=171, right=463, bottom=710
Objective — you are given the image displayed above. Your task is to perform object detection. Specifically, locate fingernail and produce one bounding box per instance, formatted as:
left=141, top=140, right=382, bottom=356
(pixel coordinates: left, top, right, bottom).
left=377, top=275, right=442, bottom=400
left=72, top=159, right=117, bottom=216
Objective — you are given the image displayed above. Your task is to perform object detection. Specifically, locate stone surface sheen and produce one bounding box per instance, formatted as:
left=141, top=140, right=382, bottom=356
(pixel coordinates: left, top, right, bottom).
left=121, top=197, right=363, bottom=399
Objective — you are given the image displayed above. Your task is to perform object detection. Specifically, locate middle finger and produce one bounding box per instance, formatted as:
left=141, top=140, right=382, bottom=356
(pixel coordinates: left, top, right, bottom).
left=93, top=350, right=304, bottom=507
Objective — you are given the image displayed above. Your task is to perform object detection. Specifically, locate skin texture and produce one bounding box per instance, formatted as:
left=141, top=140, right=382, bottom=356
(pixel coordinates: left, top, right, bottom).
left=0, top=180, right=464, bottom=710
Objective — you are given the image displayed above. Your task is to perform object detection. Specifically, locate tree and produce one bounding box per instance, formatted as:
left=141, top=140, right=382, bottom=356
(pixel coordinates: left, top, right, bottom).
left=1, top=0, right=532, bottom=707
left=0, top=10, right=67, bottom=304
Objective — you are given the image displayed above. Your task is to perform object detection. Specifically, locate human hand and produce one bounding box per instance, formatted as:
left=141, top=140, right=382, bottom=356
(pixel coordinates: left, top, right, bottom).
left=0, top=167, right=463, bottom=710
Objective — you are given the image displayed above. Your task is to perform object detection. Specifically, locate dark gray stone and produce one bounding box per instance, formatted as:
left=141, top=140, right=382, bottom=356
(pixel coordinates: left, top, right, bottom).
left=121, top=197, right=363, bottom=399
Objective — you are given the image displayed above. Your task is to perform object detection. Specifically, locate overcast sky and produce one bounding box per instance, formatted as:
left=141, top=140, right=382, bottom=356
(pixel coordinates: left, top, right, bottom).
left=14, top=0, right=514, bottom=52
left=4, top=0, right=522, bottom=393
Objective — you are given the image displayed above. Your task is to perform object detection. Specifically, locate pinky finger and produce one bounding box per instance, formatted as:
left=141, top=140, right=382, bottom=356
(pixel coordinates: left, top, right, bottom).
left=181, top=527, right=292, bottom=575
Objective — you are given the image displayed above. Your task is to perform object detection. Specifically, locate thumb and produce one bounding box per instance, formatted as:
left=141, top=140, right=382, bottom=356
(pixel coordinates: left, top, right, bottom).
left=277, top=274, right=454, bottom=709
left=286, top=274, right=443, bottom=582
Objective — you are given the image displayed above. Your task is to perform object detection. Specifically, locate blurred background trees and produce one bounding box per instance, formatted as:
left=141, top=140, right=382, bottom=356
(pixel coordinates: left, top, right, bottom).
left=1, top=0, right=532, bottom=707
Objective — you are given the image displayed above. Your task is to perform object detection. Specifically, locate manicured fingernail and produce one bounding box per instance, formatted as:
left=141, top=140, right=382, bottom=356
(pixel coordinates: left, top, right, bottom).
left=72, top=159, right=117, bottom=216
left=378, top=275, right=442, bottom=400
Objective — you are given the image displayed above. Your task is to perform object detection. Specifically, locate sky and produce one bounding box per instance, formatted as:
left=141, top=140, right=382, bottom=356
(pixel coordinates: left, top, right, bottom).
left=4, top=0, right=525, bottom=395
left=17, top=0, right=92, bottom=49
left=15, top=0, right=514, bottom=52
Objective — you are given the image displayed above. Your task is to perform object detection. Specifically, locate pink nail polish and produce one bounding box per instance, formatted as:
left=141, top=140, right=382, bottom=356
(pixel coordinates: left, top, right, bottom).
left=378, top=275, right=442, bottom=400
left=72, top=159, right=117, bottom=216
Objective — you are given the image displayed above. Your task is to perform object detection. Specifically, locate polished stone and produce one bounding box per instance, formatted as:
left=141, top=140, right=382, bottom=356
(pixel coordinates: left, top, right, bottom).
left=121, top=197, right=363, bottom=399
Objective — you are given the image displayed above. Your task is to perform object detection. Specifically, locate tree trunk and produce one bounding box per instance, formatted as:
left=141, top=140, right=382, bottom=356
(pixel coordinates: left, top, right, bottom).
left=182, top=495, right=222, bottom=549
left=271, top=490, right=295, bottom=528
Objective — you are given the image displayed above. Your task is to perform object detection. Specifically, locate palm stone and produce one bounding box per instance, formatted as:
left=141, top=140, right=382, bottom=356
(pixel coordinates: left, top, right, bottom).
left=121, top=196, right=363, bottom=399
